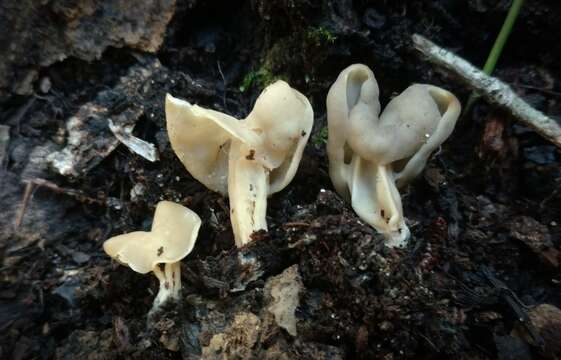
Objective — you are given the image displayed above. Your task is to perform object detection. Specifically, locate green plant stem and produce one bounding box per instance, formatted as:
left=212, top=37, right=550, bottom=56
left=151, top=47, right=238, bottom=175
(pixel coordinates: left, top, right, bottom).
left=464, top=0, right=524, bottom=115
left=482, top=0, right=525, bottom=75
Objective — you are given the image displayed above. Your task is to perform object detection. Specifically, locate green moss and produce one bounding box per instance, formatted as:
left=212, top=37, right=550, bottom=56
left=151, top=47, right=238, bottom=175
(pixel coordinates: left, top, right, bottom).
left=239, top=68, right=282, bottom=92
left=312, top=126, right=329, bottom=146
left=239, top=70, right=260, bottom=92
left=239, top=40, right=291, bottom=92
left=239, top=27, right=330, bottom=93
left=255, top=68, right=277, bottom=88
left=305, top=26, right=337, bottom=46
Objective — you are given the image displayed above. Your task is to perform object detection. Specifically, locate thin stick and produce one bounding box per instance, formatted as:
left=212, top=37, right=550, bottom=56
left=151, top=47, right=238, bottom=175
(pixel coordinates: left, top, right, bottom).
left=14, top=181, right=37, bottom=230
left=282, top=222, right=310, bottom=229
left=23, top=178, right=105, bottom=205
left=412, top=34, right=561, bottom=148
left=8, top=97, right=35, bottom=134
left=15, top=178, right=105, bottom=229
left=217, top=61, right=227, bottom=109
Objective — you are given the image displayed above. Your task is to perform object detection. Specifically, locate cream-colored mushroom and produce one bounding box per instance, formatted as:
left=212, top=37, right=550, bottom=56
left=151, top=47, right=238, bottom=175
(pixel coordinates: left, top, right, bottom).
left=327, top=64, right=461, bottom=247
left=103, top=201, right=201, bottom=312
left=166, top=81, right=313, bottom=247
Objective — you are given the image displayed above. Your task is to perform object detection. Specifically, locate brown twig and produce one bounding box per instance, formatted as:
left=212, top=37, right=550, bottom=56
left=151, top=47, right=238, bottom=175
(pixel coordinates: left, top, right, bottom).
left=8, top=97, right=35, bottom=134
left=282, top=222, right=311, bottom=229
left=14, top=181, right=37, bottom=230
left=27, top=178, right=106, bottom=205
left=15, top=178, right=106, bottom=230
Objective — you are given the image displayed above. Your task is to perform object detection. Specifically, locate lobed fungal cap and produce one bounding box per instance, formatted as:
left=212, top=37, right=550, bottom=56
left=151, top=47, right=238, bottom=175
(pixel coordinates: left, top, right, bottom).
left=326, top=64, right=461, bottom=246
left=103, top=201, right=201, bottom=273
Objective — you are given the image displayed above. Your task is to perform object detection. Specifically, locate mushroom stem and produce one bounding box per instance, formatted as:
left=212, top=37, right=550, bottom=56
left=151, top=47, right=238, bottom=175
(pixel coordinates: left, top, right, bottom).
left=375, top=165, right=409, bottom=247
left=228, top=142, right=269, bottom=247
left=151, top=262, right=182, bottom=312
left=349, top=158, right=409, bottom=247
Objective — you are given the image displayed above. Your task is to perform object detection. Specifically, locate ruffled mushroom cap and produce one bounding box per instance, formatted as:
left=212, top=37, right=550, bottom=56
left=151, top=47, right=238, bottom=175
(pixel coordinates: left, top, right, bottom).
left=327, top=64, right=460, bottom=247
left=103, top=201, right=201, bottom=273
left=165, top=99, right=242, bottom=195
left=384, top=84, right=461, bottom=187
left=103, top=201, right=201, bottom=313
left=166, top=81, right=313, bottom=246
left=327, top=64, right=380, bottom=199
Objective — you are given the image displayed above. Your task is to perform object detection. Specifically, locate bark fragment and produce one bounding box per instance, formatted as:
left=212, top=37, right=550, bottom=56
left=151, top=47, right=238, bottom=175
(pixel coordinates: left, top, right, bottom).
left=0, top=0, right=176, bottom=98
left=47, top=58, right=162, bottom=177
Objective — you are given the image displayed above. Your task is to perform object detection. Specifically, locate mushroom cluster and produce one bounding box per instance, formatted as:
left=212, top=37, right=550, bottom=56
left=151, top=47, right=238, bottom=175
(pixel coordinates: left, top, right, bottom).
left=103, top=201, right=201, bottom=313
left=166, top=80, right=313, bottom=247
left=104, top=66, right=461, bottom=317
left=326, top=64, right=461, bottom=247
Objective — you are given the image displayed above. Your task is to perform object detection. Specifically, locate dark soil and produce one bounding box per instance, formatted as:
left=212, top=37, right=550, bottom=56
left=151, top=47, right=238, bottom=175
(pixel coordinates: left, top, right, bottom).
left=1, top=0, right=561, bottom=359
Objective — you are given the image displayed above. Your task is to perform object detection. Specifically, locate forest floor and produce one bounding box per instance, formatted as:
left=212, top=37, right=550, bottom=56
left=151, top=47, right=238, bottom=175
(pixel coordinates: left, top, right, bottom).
left=1, top=1, right=561, bottom=359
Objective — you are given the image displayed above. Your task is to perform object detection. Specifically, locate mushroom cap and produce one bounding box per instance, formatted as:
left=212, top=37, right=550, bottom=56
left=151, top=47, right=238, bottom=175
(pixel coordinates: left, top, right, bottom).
left=103, top=201, right=201, bottom=274
left=165, top=80, right=313, bottom=196
left=326, top=64, right=380, bottom=198
left=166, top=96, right=242, bottom=195
left=327, top=64, right=461, bottom=193
left=246, top=81, right=313, bottom=193
left=378, top=84, right=460, bottom=166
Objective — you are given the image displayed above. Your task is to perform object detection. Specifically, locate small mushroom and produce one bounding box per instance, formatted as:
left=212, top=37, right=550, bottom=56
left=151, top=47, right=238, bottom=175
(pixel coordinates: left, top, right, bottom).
left=103, top=201, right=201, bottom=313
left=327, top=64, right=460, bottom=247
left=166, top=81, right=313, bottom=247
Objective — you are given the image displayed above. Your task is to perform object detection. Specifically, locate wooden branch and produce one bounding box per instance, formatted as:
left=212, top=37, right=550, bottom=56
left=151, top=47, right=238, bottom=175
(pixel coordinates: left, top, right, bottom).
left=412, top=34, right=561, bottom=148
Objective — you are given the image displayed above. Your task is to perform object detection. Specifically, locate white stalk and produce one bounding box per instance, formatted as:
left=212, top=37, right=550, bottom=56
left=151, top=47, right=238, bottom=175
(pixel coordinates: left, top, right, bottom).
left=375, top=165, right=409, bottom=248
left=349, top=158, right=409, bottom=248
left=151, top=262, right=182, bottom=314
left=228, top=141, right=269, bottom=247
